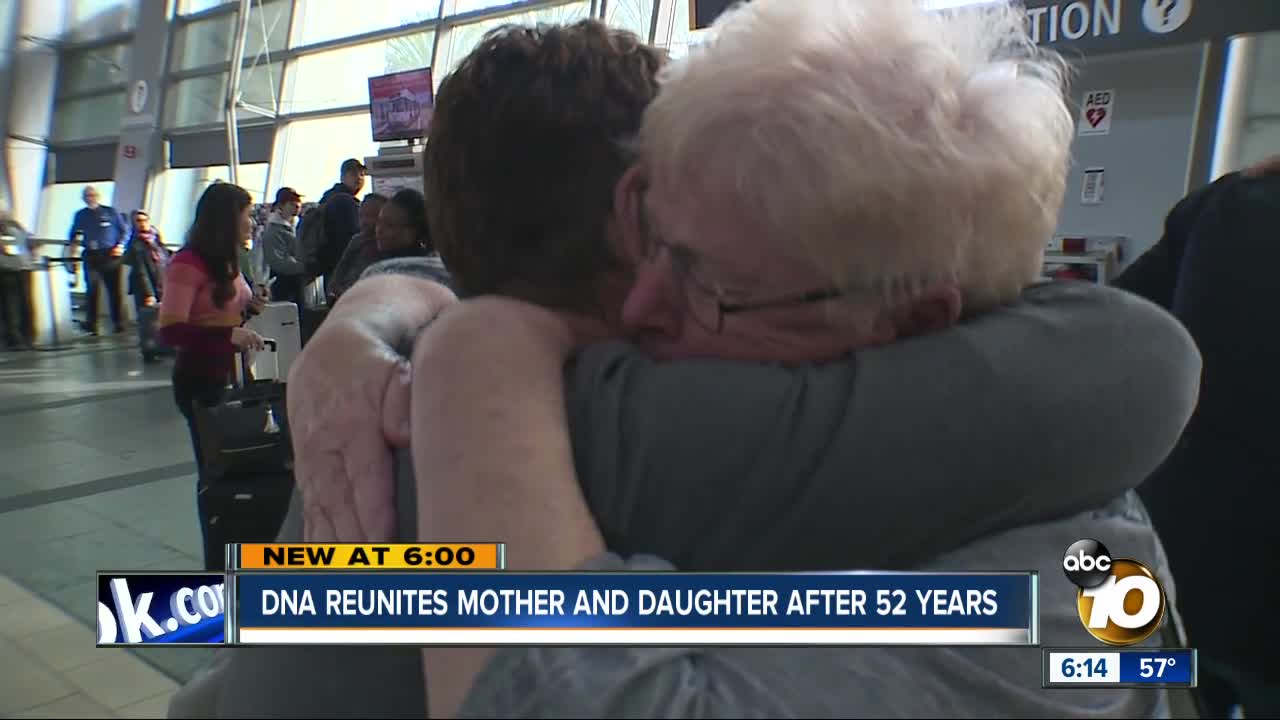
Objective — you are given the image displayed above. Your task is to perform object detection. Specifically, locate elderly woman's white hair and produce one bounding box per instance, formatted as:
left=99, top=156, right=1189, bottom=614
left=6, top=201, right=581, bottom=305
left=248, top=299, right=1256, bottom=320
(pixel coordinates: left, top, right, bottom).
left=640, top=0, right=1074, bottom=314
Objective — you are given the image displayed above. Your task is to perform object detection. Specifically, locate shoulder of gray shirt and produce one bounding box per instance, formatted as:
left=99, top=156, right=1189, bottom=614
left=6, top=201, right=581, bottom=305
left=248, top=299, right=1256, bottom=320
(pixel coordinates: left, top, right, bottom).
left=359, top=254, right=453, bottom=290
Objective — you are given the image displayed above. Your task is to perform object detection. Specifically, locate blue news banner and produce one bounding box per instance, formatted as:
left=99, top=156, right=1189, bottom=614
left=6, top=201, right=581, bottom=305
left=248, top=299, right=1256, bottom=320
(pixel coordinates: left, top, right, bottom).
left=231, top=572, right=1037, bottom=646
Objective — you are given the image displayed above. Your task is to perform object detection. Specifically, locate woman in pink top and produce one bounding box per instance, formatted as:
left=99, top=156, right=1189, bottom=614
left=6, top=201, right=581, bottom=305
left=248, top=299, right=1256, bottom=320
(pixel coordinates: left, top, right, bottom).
left=159, top=182, right=267, bottom=569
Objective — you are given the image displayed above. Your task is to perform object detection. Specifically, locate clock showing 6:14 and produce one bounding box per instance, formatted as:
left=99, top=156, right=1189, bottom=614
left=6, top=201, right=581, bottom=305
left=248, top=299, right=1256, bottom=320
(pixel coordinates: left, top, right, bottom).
left=1048, top=652, right=1121, bottom=684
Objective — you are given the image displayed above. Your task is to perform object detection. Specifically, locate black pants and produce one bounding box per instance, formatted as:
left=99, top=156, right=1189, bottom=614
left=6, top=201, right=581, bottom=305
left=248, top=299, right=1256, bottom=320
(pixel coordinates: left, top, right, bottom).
left=83, top=249, right=124, bottom=332
left=172, top=368, right=227, bottom=571
left=0, top=270, right=32, bottom=348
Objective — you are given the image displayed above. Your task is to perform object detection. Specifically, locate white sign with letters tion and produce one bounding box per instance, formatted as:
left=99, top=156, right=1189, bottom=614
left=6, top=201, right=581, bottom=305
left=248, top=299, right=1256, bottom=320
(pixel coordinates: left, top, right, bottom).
left=1079, top=89, right=1115, bottom=136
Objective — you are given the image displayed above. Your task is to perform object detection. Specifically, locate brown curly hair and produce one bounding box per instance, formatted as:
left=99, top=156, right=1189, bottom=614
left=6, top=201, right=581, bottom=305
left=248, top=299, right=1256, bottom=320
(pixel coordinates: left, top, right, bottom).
left=424, top=19, right=666, bottom=309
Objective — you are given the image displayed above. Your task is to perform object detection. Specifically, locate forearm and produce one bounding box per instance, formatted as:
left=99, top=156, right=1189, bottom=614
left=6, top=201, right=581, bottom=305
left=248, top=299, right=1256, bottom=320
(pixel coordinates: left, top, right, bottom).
left=410, top=299, right=605, bottom=718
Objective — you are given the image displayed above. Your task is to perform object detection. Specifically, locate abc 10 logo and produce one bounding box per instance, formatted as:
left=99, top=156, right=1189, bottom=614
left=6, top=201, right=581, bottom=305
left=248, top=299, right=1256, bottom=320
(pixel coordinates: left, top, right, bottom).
left=1062, top=539, right=1166, bottom=646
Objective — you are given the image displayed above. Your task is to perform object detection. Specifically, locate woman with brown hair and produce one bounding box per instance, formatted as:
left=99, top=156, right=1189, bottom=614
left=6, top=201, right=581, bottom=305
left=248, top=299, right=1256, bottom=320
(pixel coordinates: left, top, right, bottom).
left=158, top=181, right=267, bottom=569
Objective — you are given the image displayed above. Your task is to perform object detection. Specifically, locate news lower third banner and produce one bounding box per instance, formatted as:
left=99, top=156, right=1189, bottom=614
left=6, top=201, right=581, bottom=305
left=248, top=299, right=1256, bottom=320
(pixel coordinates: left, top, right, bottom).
left=231, top=572, right=1039, bottom=646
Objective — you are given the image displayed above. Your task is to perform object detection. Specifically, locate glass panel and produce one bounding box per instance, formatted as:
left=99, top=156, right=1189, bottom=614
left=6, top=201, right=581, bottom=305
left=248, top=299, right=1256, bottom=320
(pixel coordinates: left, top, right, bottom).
left=292, top=0, right=441, bottom=47
left=58, top=44, right=131, bottom=96
left=150, top=164, right=270, bottom=250
left=178, top=0, right=233, bottom=14
left=52, top=93, right=126, bottom=141
left=604, top=0, right=655, bottom=38
left=437, top=0, right=591, bottom=80
left=284, top=32, right=436, bottom=114
left=654, top=0, right=691, bottom=55
left=165, top=63, right=283, bottom=127
left=172, top=12, right=236, bottom=69
left=245, top=0, right=291, bottom=60
left=274, top=114, right=380, bottom=200
left=65, top=0, right=138, bottom=42
left=451, top=0, right=520, bottom=14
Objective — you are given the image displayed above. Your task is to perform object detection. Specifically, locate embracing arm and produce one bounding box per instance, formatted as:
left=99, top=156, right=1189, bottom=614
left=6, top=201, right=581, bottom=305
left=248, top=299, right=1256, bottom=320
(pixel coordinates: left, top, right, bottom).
left=401, top=282, right=1200, bottom=576
left=571, top=281, right=1200, bottom=571
left=409, top=299, right=606, bottom=719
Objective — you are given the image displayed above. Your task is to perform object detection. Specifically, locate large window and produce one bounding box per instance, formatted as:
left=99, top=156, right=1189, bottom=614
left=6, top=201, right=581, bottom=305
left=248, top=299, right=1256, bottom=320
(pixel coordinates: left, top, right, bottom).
left=245, top=0, right=291, bottom=61
left=653, top=0, right=693, bottom=57
left=291, top=0, right=441, bottom=47
left=52, top=92, right=126, bottom=141
left=166, top=62, right=283, bottom=127
left=273, top=114, right=380, bottom=200
left=604, top=0, right=656, bottom=38
left=436, top=0, right=590, bottom=79
left=58, top=44, right=130, bottom=97
left=150, top=164, right=270, bottom=250
left=178, top=0, right=233, bottom=15
left=284, top=32, right=436, bottom=114
left=65, top=0, right=138, bottom=42
left=452, top=0, right=523, bottom=15
left=172, top=12, right=238, bottom=69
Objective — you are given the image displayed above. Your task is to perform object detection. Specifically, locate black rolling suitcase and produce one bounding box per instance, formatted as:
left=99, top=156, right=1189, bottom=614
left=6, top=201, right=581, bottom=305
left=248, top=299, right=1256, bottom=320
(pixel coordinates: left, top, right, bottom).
left=192, top=341, right=295, bottom=570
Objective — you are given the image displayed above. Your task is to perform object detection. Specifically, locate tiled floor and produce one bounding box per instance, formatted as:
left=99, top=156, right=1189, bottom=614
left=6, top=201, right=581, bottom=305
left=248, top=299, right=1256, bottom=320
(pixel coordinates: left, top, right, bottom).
left=0, top=574, right=176, bottom=718
left=1, top=337, right=215, bottom=718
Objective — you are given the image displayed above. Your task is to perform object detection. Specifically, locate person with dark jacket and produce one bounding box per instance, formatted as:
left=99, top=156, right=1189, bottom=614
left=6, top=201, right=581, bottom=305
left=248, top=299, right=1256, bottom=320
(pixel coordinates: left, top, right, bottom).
left=124, top=210, right=171, bottom=361
left=1114, top=157, right=1280, bottom=719
left=312, top=159, right=365, bottom=283
left=261, top=187, right=307, bottom=306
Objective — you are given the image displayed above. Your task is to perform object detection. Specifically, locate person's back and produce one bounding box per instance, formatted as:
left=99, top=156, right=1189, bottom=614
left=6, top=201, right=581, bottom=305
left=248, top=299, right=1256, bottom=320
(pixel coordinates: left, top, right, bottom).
left=314, top=159, right=365, bottom=281
left=1117, top=170, right=1280, bottom=711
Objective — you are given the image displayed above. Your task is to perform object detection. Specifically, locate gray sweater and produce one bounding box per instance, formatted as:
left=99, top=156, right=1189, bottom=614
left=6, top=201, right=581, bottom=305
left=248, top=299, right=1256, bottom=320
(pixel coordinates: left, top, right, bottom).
left=171, top=280, right=1201, bottom=718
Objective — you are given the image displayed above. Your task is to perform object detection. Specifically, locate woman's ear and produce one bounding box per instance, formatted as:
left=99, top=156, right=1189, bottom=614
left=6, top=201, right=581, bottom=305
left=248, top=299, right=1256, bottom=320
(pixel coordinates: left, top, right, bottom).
left=613, top=165, right=647, bottom=260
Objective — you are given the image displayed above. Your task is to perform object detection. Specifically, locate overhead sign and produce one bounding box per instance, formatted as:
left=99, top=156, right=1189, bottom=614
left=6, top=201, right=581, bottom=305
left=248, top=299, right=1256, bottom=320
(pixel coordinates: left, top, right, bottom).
left=1078, top=89, right=1115, bottom=136
left=1014, top=0, right=1279, bottom=54
left=690, top=0, right=1280, bottom=55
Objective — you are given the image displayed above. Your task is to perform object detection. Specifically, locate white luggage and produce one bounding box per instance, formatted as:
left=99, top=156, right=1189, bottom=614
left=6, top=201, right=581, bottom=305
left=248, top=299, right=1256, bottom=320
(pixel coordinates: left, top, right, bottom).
left=244, top=301, right=301, bottom=381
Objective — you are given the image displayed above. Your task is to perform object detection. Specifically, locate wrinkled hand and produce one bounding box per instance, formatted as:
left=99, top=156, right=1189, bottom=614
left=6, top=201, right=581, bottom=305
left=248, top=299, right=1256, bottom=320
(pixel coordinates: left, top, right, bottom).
left=289, top=323, right=410, bottom=543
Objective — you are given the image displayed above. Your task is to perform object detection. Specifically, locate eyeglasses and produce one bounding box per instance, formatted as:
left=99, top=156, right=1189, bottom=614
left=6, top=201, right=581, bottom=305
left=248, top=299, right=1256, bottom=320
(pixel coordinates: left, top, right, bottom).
left=637, top=199, right=844, bottom=334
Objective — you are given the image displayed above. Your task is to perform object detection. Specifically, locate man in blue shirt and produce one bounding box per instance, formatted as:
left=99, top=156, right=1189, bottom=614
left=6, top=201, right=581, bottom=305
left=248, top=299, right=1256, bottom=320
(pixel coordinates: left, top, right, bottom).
left=68, top=185, right=128, bottom=335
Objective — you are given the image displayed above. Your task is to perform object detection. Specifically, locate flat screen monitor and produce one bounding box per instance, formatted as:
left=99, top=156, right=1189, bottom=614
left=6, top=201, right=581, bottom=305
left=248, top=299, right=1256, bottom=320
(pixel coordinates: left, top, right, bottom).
left=368, top=67, right=434, bottom=143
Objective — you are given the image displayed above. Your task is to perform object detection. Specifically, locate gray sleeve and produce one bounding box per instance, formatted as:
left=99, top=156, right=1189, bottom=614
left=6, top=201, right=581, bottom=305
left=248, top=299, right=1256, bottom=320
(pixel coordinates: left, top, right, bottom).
left=568, top=281, right=1201, bottom=571
left=458, top=554, right=733, bottom=720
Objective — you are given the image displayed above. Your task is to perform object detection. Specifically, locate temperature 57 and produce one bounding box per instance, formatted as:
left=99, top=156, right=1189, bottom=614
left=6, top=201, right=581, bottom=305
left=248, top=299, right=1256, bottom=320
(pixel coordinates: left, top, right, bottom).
left=1140, top=657, right=1176, bottom=678
left=876, top=589, right=906, bottom=616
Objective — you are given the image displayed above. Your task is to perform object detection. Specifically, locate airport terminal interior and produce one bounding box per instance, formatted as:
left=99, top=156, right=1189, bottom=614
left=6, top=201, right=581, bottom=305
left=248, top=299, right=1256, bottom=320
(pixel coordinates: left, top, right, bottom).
left=1, top=0, right=1279, bottom=718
